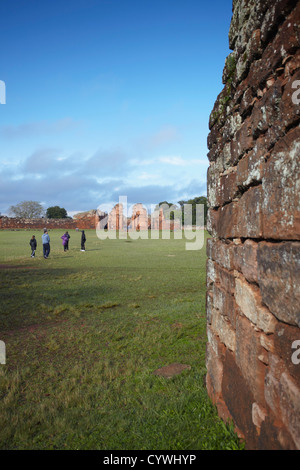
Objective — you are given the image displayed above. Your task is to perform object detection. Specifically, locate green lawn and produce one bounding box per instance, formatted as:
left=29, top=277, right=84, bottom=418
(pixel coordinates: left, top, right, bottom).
left=0, top=229, right=243, bottom=450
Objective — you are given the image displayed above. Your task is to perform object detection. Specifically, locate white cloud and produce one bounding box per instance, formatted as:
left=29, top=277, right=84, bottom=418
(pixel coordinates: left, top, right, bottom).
left=159, top=155, right=186, bottom=166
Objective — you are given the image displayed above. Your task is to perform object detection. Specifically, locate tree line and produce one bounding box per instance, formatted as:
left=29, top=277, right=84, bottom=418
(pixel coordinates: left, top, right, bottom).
left=8, top=201, right=69, bottom=219
left=155, top=196, right=208, bottom=226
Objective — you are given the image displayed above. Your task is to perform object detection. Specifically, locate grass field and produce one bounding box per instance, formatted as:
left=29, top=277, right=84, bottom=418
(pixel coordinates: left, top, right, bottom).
left=0, top=228, right=243, bottom=450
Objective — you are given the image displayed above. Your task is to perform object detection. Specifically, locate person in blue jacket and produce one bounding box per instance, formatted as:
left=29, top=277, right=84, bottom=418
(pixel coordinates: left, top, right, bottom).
left=42, top=229, right=50, bottom=259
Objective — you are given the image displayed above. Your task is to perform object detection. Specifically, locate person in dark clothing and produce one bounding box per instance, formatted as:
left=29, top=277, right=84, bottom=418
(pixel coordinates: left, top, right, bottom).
left=65, top=231, right=70, bottom=250
left=29, top=235, right=37, bottom=257
left=81, top=230, right=86, bottom=251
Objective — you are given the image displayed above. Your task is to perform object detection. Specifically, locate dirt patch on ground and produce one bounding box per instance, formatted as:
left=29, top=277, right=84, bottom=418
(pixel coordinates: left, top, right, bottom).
left=153, top=363, right=191, bottom=379
left=0, top=264, right=38, bottom=269
left=3, top=318, right=70, bottom=338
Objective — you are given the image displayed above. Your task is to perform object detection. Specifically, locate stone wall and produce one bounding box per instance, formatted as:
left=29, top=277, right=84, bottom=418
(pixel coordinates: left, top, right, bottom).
left=0, top=210, right=104, bottom=230
left=206, top=0, right=300, bottom=450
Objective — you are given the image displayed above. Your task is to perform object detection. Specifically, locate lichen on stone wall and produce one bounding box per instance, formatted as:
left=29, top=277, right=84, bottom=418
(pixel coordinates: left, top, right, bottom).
left=206, top=0, right=300, bottom=450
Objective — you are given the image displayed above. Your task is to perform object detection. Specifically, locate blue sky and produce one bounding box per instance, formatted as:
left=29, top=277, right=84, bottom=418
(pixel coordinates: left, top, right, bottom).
left=0, top=0, right=232, bottom=215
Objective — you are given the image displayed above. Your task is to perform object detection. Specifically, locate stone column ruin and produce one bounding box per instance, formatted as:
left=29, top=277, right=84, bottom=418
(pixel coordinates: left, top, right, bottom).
left=206, top=0, right=300, bottom=449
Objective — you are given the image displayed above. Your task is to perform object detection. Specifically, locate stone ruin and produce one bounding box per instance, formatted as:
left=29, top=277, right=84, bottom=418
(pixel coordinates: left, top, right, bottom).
left=106, top=202, right=182, bottom=231
left=206, top=0, right=300, bottom=449
left=130, top=203, right=149, bottom=231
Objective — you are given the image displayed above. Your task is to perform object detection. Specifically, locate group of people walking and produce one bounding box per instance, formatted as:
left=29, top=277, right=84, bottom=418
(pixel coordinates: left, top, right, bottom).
left=29, top=229, right=86, bottom=258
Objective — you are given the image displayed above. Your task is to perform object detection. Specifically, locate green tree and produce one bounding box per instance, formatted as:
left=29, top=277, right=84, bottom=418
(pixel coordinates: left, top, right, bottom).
left=178, top=196, right=208, bottom=226
left=46, top=206, right=68, bottom=219
left=9, top=201, right=45, bottom=218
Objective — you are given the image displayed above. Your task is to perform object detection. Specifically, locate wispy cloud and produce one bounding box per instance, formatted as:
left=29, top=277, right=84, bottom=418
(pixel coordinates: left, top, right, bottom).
left=159, top=156, right=186, bottom=166
left=0, top=118, right=83, bottom=139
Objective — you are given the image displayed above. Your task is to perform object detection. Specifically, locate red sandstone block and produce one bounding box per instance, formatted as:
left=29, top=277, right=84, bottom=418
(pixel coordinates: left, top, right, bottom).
left=208, top=167, right=238, bottom=209
left=206, top=258, right=217, bottom=290
left=206, top=290, right=214, bottom=325
left=260, top=0, right=299, bottom=44
left=257, top=241, right=300, bottom=327
left=208, top=203, right=238, bottom=239
left=206, top=238, right=234, bottom=271
left=258, top=414, right=297, bottom=450
left=208, top=185, right=264, bottom=239
left=239, top=86, right=256, bottom=117
left=236, top=185, right=264, bottom=238
left=206, top=336, right=223, bottom=399
left=264, top=353, right=300, bottom=449
left=247, top=5, right=300, bottom=91
left=215, top=263, right=236, bottom=295
left=235, top=275, right=277, bottom=333
left=206, top=237, right=214, bottom=259
left=222, top=112, right=243, bottom=142
left=274, top=322, right=300, bottom=388
left=279, top=69, right=300, bottom=131
left=230, top=116, right=254, bottom=164
left=212, top=283, right=227, bottom=314
left=284, top=49, right=300, bottom=78
left=279, top=371, right=300, bottom=449
left=262, top=126, right=300, bottom=240
left=207, top=122, right=223, bottom=151
left=219, top=170, right=238, bottom=206
left=236, top=137, right=266, bottom=189
left=251, top=78, right=283, bottom=136
left=265, top=353, right=287, bottom=419
left=206, top=207, right=217, bottom=237
left=211, top=307, right=236, bottom=352
left=236, top=313, right=267, bottom=405
left=207, top=163, right=221, bottom=208
left=222, top=348, right=257, bottom=449
left=231, top=239, right=259, bottom=283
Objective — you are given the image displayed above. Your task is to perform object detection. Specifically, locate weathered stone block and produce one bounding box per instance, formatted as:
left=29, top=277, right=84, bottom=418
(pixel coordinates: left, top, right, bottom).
left=236, top=185, right=263, bottom=238
left=230, top=116, right=254, bottom=163
left=279, top=69, right=300, bottom=131
left=279, top=372, right=300, bottom=449
left=274, top=322, right=300, bottom=386
left=211, top=308, right=236, bottom=352
left=257, top=242, right=300, bottom=327
left=235, top=276, right=277, bottom=333
left=206, top=338, right=224, bottom=399
left=262, top=127, right=300, bottom=240
left=222, top=348, right=257, bottom=449
left=236, top=313, right=267, bottom=404
left=231, top=239, right=258, bottom=283
left=236, top=136, right=266, bottom=189
left=215, top=264, right=236, bottom=295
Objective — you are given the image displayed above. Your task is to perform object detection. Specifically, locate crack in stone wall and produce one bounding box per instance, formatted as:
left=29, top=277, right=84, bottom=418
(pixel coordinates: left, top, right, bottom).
left=206, top=0, right=300, bottom=450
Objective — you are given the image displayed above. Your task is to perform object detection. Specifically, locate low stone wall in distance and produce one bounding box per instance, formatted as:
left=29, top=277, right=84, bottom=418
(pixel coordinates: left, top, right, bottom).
left=0, top=214, right=97, bottom=230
